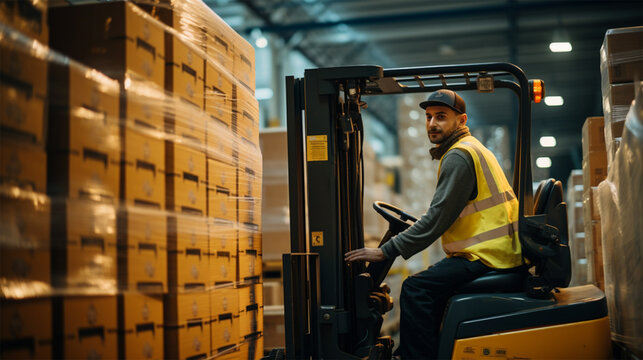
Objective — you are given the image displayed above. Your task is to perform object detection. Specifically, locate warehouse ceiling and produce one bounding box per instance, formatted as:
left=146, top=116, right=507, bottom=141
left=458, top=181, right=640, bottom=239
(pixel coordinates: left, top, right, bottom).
left=206, top=0, right=642, bottom=183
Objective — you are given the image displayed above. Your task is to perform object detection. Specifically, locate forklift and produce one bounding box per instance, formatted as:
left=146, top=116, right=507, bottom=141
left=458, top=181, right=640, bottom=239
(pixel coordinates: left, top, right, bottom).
left=275, top=63, right=611, bottom=359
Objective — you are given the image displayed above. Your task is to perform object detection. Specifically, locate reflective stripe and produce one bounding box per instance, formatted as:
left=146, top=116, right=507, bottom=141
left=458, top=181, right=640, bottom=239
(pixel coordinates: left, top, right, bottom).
left=461, top=141, right=502, bottom=195
left=459, top=190, right=515, bottom=218
left=443, top=221, right=519, bottom=254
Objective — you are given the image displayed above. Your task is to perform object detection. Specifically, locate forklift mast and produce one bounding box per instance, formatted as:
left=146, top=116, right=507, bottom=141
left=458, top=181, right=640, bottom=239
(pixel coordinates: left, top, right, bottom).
left=283, top=63, right=540, bottom=359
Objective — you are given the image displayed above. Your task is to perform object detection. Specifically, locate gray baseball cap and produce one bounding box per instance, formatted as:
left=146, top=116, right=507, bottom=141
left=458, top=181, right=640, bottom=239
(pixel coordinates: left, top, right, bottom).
left=419, top=89, right=466, bottom=114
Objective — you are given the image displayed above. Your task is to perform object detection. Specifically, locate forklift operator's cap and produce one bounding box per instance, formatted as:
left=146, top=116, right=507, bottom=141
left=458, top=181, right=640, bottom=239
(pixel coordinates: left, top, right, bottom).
left=419, top=89, right=466, bottom=114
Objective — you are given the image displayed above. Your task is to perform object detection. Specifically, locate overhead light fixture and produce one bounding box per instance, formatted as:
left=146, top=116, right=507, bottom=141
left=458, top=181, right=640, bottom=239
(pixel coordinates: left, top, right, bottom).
left=549, top=42, right=572, bottom=52
left=544, top=96, right=564, bottom=106
left=255, top=36, right=268, bottom=48
left=550, top=25, right=572, bottom=53
left=536, top=157, right=552, bottom=168
left=251, top=28, right=269, bottom=49
left=539, top=136, right=557, bottom=147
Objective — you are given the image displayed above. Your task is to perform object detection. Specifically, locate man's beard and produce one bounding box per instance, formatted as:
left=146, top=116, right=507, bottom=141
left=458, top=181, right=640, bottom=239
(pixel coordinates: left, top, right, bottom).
left=428, top=127, right=455, bottom=144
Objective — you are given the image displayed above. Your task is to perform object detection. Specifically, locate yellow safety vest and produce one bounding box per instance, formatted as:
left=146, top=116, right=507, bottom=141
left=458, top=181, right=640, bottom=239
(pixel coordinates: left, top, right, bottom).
left=437, top=135, right=522, bottom=269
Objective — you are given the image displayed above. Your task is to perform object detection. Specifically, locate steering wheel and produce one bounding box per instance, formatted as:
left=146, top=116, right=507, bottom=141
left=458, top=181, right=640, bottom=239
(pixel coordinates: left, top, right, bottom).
left=372, top=201, right=418, bottom=235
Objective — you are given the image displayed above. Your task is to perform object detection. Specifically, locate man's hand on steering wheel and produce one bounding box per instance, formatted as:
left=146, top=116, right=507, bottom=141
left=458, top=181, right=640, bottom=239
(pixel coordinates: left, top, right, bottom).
left=344, top=247, right=386, bottom=263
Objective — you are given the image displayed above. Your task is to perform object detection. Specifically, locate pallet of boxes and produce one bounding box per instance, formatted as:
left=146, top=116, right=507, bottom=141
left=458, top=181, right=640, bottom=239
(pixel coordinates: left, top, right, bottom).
left=598, top=26, right=643, bottom=358
left=1, top=1, right=263, bottom=359
left=580, top=116, right=607, bottom=292
left=1, top=2, right=54, bottom=358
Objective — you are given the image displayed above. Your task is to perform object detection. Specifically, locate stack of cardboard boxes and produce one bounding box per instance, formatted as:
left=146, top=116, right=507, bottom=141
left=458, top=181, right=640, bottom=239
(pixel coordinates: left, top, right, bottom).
left=1, top=0, right=263, bottom=358
left=0, top=2, right=53, bottom=359
left=598, top=26, right=643, bottom=357
left=581, top=116, right=607, bottom=291
left=600, top=26, right=641, bottom=166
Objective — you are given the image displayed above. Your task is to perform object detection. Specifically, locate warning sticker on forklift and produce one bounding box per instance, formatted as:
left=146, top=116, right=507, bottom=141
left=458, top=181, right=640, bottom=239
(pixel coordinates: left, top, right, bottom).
left=311, top=232, right=324, bottom=246
left=307, top=135, right=328, bottom=161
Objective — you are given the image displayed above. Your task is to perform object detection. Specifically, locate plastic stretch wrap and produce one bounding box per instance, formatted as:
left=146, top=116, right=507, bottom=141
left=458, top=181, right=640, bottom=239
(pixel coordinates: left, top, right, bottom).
left=2, top=1, right=263, bottom=357
left=596, top=85, right=643, bottom=357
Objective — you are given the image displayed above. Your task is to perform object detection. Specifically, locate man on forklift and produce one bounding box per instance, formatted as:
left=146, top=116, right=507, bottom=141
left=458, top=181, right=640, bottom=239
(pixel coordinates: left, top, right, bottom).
left=345, top=89, right=523, bottom=359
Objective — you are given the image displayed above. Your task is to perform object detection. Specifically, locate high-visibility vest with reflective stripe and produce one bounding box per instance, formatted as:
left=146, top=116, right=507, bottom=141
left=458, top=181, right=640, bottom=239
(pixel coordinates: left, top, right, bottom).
left=437, top=135, right=522, bottom=269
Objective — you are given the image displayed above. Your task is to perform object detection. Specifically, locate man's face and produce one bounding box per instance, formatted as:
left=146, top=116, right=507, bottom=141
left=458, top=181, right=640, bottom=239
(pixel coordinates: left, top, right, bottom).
left=425, top=105, right=464, bottom=144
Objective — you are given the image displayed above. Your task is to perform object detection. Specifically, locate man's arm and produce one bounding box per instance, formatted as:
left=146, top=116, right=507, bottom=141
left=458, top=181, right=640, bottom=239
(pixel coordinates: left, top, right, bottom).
left=379, top=149, right=477, bottom=260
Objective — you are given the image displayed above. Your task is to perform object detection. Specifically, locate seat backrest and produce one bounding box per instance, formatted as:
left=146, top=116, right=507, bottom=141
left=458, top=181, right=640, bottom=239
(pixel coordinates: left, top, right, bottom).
left=522, top=179, right=571, bottom=298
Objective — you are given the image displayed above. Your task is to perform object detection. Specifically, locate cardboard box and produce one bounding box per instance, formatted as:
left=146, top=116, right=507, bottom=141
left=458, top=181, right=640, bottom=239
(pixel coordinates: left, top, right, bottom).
left=239, top=306, right=263, bottom=340
left=217, top=336, right=263, bottom=360
left=233, top=38, right=256, bottom=92
left=166, top=142, right=207, bottom=214
left=50, top=200, right=118, bottom=290
left=239, top=196, right=260, bottom=225
left=118, top=293, right=164, bottom=360
left=123, top=128, right=166, bottom=208
left=56, top=295, right=118, bottom=360
left=584, top=220, right=604, bottom=292
left=0, top=138, right=46, bottom=193
left=124, top=86, right=167, bottom=132
left=164, top=320, right=210, bottom=360
left=209, top=219, right=237, bottom=254
left=205, top=59, right=234, bottom=124
left=238, top=283, right=263, bottom=310
left=600, top=26, right=643, bottom=85
left=49, top=1, right=166, bottom=87
left=0, top=84, right=46, bottom=144
left=238, top=223, right=261, bottom=252
left=211, top=285, right=238, bottom=317
left=164, top=291, right=210, bottom=325
left=208, top=187, right=237, bottom=221
left=0, top=191, right=50, bottom=247
left=236, top=86, right=260, bottom=146
left=0, top=297, right=52, bottom=359
left=581, top=116, right=605, bottom=155
left=168, top=213, right=209, bottom=289
left=0, top=26, right=47, bottom=145
left=207, top=158, right=236, bottom=192
left=239, top=167, right=261, bottom=200
left=204, top=15, right=235, bottom=69
left=582, top=151, right=608, bottom=190
left=211, top=314, right=239, bottom=355
left=0, top=0, right=48, bottom=44
left=117, top=207, right=168, bottom=293
left=48, top=63, right=121, bottom=202
left=134, top=0, right=205, bottom=51
left=583, top=187, right=600, bottom=221
left=238, top=250, right=262, bottom=282
left=210, top=253, right=236, bottom=284
left=165, top=31, right=205, bottom=108
left=164, top=291, right=211, bottom=359
left=206, top=115, right=237, bottom=164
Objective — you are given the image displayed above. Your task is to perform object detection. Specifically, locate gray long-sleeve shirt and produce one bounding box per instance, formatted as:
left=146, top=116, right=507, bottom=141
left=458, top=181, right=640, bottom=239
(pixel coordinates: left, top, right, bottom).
left=380, top=149, right=478, bottom=260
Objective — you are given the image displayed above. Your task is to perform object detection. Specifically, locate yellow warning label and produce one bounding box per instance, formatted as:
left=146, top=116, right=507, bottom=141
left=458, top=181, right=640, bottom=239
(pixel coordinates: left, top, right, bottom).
left=311, top=232, right=324, bottom=247
left=306, top=135, right=328, bottom=161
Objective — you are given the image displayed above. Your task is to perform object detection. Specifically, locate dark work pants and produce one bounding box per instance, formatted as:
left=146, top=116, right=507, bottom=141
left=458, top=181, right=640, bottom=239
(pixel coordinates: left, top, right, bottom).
left=396, top=256, right=491, bottom=359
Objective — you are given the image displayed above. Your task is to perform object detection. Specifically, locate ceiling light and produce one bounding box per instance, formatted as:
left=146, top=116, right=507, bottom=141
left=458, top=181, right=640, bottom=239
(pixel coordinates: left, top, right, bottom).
left=539, top=136, right=557, bottom=147
left=409, top=110, right=420, bottom=120
left=255, top=36, right=268, bottom=48
left=536, top=157, right=552, bottom=168
left=544, top=96, right=564, bottom=106
left=549, top=42, right=572, bottom=52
